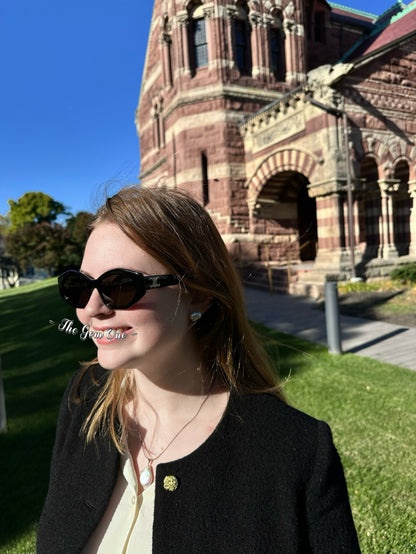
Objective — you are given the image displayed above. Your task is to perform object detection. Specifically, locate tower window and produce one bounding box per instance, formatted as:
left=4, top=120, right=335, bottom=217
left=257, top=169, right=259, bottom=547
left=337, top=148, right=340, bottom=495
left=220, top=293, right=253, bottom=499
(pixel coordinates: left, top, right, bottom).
left=234, top=18, right=252, bottom=75
left=270, top=27, right=285, bottom=80
left=193, top=17, right=208, bottom=67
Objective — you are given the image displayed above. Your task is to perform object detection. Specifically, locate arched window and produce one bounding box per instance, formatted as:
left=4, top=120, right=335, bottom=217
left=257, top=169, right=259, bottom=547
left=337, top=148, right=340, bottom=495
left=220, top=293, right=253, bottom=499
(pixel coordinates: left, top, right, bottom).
left=233, top=5, right=252, bottom=75
left=269, top=11, right=285, bottom=81
left=189, top=4, right=208, bottom=74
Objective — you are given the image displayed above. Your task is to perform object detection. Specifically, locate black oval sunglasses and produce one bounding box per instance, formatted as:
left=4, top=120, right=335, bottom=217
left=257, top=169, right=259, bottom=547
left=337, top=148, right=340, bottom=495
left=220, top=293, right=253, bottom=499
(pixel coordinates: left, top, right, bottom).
left=58, top=268, right=179, bottom=309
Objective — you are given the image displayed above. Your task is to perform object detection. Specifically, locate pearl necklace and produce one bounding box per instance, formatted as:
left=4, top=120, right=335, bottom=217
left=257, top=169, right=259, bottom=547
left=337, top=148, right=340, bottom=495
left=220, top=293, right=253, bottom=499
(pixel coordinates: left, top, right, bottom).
left=136, top=392, right=211, bottom=488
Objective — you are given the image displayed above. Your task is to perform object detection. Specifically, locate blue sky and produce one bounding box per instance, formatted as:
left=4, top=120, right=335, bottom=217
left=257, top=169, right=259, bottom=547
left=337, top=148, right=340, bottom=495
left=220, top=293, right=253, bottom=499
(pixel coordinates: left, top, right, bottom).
left=0, top=0, right=407, bottom=218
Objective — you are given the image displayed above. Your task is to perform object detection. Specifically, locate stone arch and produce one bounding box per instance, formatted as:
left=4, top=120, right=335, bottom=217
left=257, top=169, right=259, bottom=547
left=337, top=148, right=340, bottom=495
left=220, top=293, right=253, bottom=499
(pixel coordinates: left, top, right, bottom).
left=361, top=135, right=383, bottom=161
left=360, top=135, right=414, bottom=180
left=247, top=148, right=319, bottom=261
left=247, top=148, right=319, bottom=202
left=182, top=0, right=206, bottom=9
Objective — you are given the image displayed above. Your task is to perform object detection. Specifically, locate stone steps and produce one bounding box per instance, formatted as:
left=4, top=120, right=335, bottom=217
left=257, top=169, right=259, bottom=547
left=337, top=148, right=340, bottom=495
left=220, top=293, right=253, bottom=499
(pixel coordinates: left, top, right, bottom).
left=237, top=262, right=315, bottom=295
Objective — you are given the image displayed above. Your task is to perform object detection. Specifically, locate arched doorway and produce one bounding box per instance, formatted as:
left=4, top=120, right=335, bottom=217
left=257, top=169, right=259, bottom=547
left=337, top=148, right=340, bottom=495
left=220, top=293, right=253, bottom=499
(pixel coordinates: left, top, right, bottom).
left=252, top=170, right=317, bottom=262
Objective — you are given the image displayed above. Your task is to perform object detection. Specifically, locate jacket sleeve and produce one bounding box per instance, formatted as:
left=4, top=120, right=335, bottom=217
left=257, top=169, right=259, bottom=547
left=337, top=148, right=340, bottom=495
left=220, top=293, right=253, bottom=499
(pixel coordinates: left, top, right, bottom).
left=305, top=421, right=361, bottom=553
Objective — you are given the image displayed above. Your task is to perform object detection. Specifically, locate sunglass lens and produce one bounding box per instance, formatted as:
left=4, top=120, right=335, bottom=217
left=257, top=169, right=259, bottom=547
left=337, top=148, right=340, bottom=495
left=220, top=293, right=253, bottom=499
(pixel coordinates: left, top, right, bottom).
left=59, top=273, right=92, bottom=308
left=100, top=272, right=141, bottom=308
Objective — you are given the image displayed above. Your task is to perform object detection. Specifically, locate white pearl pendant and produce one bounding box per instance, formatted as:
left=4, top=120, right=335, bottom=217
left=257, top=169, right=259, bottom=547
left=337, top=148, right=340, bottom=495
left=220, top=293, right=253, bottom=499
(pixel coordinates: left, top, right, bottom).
left=140, top=463, right=153, bottom=487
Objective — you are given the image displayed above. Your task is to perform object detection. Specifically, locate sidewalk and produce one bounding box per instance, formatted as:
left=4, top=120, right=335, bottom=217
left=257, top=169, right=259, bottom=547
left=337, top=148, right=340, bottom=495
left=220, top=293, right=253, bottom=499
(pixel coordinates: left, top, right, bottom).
left=244, top=287, right=416, bottom=371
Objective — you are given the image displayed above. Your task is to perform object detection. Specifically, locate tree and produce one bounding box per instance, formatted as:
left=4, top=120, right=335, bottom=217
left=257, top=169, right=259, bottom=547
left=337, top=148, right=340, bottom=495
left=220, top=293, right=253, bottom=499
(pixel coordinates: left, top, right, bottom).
left=64, top=211, right=94, bottom=265
left=8, top=192, right=68, bottom=232
left=5, top=210, right=94, bottom=276
left=0, top=214, right=10, bottom=238
left=6, top=222, right=69, bottom=276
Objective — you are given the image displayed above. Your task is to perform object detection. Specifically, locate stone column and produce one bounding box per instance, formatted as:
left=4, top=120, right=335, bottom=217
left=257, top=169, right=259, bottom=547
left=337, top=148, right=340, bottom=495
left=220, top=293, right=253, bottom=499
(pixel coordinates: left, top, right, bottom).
left=177, top=13, right=191, bottom=76
left=353, top=195, right=361, bottom=252
left=408, top=180, right=416, bottom=256
left=226, top=7, right=237, bottom=70
left=249, top=12, right=262, bottom=78
left=378, top=179, right=400, bottom=259
left=263, top=17, right=272, bottom=80
left=203, top=7, right=215, bottom=71
left=283, top=1, right=306, bottom=85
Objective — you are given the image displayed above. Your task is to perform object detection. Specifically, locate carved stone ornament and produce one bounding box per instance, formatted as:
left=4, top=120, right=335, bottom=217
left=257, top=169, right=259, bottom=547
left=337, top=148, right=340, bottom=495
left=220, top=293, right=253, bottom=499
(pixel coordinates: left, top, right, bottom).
left=249, top=12, right=262, bottom=26
left=307, top=63, right=354, bottom=88
left=283, top=1, right=295, bottom=19
left=264, top=0, right=283, bottom=11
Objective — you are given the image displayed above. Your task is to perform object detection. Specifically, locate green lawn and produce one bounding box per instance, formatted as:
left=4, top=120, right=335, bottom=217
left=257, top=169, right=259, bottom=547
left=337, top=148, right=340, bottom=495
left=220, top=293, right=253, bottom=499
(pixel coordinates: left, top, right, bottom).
left=0, top=280, right=415, bottom=553
left=0, top=279, right=95, bottom=554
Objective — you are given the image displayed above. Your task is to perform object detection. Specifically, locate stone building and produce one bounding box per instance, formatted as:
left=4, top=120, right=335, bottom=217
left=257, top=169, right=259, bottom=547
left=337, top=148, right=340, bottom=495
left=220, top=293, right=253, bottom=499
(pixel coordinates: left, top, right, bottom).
left=136, top=0, right=416, bottom=293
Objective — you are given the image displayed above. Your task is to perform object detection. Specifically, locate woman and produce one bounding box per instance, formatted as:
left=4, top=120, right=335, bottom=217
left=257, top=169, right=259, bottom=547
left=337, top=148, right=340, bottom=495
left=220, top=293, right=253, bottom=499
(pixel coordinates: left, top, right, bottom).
left=37, top=187, right=361, bottom=553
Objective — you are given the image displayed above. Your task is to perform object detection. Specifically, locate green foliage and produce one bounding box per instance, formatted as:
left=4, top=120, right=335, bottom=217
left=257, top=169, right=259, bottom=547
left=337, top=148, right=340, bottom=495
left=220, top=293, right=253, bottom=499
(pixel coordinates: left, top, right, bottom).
left=4, top=207, right=94, bottom=276
left=7, top=192, right=68, bottom=232
left=6, top=222, right=71, bottom=276
left=337, top=280, right=387, bottom=294
left=64, top=211, right=94, bottom=264
left=0, top=214, right=11, bottom=236
left=390, top=262, right=416, bottom=284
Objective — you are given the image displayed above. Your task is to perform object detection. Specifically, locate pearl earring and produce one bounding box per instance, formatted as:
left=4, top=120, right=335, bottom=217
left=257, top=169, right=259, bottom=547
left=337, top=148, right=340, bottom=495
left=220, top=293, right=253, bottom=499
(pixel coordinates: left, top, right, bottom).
left=190, top=311, right=202, bottom=322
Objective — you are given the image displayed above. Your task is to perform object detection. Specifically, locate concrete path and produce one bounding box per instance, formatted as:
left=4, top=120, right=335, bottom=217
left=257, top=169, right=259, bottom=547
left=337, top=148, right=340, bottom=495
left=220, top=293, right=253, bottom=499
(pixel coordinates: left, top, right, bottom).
left=244, top=287, right=416, bottom=371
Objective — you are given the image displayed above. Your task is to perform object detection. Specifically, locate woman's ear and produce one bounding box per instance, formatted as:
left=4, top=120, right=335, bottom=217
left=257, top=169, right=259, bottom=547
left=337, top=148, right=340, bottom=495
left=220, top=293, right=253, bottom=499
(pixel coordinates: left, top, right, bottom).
left=189, top=294, right=212, bottom=321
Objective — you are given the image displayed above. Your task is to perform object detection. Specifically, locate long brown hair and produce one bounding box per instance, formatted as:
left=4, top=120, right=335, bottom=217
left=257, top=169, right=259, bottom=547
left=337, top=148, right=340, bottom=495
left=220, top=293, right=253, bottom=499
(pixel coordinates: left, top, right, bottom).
left=74, top=186, right=284, bottom=450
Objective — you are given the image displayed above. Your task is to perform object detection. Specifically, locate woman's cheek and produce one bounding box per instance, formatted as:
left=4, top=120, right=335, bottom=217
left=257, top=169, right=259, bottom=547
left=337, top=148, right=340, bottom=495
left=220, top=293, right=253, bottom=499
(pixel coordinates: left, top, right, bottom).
left=76, top=308, right=88, bottom=327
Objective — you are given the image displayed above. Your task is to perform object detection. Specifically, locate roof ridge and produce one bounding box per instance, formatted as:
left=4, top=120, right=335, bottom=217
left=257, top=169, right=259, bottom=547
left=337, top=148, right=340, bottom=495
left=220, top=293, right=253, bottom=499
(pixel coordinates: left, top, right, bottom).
left=328, top=2, right=377, bottom=19
left=338, top=0, right=415, bottom=62
left=388, top=0, right=416, bottom=23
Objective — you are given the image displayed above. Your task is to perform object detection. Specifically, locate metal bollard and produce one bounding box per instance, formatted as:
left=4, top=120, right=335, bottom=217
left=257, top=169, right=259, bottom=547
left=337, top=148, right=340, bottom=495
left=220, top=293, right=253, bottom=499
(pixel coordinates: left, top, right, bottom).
left=324, top=281, right=342, bottom=355
left=0, top=356, right=7, bottom=433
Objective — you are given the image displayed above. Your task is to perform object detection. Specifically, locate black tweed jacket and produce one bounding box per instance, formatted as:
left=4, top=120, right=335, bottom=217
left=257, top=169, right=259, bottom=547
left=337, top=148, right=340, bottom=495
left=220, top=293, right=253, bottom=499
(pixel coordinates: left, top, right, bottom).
left=37, top=366, right=361, bottom=554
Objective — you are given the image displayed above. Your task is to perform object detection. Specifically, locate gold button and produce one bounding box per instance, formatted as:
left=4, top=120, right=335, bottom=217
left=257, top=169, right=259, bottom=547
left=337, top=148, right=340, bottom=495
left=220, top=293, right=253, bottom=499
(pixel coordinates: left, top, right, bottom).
left=163, top=475, right=178, bottom=491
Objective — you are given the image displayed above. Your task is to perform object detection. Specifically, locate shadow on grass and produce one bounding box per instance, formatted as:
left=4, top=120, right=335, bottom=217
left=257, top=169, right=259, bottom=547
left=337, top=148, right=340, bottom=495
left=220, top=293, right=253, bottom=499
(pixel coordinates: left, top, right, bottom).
left=0, top=281, right=95, bottom=549
left=251, top=321, right=326, bottom=382
left=315, top=289, right=409, bottom=321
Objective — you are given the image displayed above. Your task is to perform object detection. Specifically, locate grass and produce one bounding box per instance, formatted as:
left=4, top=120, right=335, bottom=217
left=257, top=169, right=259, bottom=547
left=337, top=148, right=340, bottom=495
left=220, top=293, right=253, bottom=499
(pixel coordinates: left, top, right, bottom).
left=337, top=278, right=416, bottom=320
left=1, top=280, right=415, bottom=553
left=337, top=279, right=402, bottom=294
left=0, top=279, right=95, bottom=554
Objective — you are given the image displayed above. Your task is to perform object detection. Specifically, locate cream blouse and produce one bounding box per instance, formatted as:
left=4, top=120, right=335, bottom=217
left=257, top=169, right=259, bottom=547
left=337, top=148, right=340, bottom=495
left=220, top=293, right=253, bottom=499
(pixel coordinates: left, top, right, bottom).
left=81, top=451, right=155, bottom=554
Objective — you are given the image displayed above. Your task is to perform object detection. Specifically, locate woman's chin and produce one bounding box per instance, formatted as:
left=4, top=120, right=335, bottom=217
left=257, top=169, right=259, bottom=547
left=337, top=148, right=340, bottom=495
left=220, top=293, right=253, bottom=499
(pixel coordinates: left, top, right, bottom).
left=96, top=350, right=131, bottom=371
